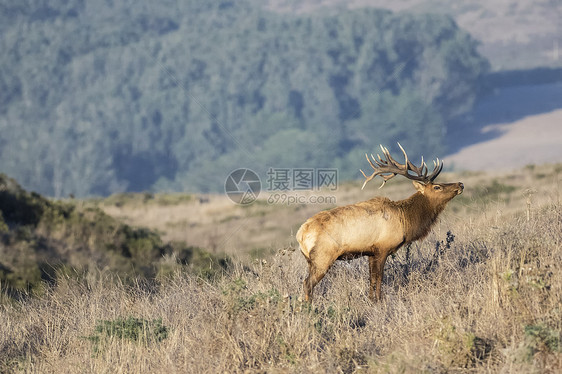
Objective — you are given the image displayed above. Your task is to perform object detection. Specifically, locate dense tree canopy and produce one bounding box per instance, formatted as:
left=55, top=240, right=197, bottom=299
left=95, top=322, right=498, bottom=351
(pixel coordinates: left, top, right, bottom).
left=0, top=0, right=489, bottom=196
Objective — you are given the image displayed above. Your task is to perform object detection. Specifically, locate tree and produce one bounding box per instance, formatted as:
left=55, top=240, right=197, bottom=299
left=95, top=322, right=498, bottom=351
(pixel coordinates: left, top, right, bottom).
left=0, top=0, right=489, bottom=195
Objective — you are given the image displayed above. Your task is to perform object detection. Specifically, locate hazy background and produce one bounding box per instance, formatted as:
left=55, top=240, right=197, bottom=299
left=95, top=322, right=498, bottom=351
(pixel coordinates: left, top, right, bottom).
left=1, top=0, right=561, bottom=197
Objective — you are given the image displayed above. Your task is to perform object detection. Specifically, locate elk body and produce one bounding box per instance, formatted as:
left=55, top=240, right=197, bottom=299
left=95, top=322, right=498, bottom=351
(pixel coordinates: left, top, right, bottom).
left=297, top=144, right=463, bottom=302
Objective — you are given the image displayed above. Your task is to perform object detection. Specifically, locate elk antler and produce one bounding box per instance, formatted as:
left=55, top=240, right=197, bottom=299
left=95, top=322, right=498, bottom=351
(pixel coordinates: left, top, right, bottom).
left=359, top=143, right=443, bottom=189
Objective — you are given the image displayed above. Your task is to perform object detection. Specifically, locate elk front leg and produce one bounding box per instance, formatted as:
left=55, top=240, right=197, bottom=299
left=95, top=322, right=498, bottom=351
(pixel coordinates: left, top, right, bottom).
left=303, top=256, right=334, bottom=302
left=368, top=254, right=388, bottom=302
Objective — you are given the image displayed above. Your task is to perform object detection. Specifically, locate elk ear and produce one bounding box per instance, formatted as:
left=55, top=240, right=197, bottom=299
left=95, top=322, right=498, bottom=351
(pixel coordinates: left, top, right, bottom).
left=412, top=180, right=425, bottom=194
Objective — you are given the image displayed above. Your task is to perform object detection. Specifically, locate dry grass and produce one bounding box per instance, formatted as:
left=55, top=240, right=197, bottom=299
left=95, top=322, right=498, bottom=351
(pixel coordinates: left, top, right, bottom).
left=1, top=166, right=561, bottom=372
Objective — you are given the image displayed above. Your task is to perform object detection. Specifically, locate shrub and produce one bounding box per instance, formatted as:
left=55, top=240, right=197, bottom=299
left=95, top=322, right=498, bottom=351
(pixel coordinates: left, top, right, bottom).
left=85, top=317, right=169, bottom=353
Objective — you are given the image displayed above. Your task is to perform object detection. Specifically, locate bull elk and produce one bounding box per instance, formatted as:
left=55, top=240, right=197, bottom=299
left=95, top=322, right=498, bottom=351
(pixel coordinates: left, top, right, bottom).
left=297, top=144, right=463, bottom=302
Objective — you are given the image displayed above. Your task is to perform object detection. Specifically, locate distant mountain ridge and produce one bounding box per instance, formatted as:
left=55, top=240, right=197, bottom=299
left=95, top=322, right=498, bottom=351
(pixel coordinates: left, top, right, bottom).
left=263, top=0, right=562, bottom=71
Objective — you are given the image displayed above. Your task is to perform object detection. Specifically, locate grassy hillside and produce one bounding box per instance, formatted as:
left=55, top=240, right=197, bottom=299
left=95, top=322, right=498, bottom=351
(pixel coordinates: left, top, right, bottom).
left=0, top=174, right=229, bottom=300
left=97, top=163, right=562, bottom=261
left=0, top=164, right=561, bottom=372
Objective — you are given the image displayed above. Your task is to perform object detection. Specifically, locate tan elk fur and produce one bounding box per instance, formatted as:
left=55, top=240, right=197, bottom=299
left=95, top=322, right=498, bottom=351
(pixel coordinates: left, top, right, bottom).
left=297, top=145, right=463, bottom=302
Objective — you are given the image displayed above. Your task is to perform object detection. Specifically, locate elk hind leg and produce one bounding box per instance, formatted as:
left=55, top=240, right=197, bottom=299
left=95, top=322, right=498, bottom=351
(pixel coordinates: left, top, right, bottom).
left=368, top=254, right=388, bottom=302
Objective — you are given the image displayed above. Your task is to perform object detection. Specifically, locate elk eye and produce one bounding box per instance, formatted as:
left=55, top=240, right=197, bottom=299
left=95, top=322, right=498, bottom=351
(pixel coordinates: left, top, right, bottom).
left=433, top=185, right=442, bottom=191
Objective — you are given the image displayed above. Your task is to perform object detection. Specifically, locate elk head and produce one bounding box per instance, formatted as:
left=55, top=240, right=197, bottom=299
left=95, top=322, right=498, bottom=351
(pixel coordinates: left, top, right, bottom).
left=360, top=143, right=463, bottom=210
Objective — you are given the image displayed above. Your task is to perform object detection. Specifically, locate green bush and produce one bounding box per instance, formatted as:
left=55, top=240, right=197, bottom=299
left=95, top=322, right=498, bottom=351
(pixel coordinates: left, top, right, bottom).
left=0, top=211, right=8, bottom=234
left=85, top=317, right=169, bottom=353
left=523, top=323, right=560, bottom=360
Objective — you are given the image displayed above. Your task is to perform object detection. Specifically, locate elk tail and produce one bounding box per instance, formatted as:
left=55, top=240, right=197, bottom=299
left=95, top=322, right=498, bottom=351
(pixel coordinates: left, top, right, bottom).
left=296, top=223, right=314, bottom=260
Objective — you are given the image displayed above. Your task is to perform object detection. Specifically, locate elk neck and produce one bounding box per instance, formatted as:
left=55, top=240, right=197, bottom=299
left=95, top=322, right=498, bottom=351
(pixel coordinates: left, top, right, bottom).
left=397, top=191, right=446, bottom=242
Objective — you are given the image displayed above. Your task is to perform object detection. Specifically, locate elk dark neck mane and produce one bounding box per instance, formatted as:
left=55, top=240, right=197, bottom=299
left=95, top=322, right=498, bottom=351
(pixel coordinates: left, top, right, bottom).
left=397, top=192, right=446, bottom=242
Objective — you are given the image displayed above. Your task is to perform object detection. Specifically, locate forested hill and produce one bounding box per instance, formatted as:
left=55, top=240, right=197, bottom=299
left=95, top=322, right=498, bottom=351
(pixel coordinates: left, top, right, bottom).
left=0, top=0, right=489, bottom=197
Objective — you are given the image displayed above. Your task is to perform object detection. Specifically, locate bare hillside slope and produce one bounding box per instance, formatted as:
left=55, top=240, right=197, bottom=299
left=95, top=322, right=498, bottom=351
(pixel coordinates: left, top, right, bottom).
left=446, top=109, right=562, bottom=171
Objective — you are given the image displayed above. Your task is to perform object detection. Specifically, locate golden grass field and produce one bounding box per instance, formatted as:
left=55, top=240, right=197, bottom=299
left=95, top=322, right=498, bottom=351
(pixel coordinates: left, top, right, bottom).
left=1, top=163, right=561, bottom=373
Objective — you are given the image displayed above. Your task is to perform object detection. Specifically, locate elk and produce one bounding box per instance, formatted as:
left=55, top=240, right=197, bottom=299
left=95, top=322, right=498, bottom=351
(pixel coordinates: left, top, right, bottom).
left=296, top=144, right=463, bottom=302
